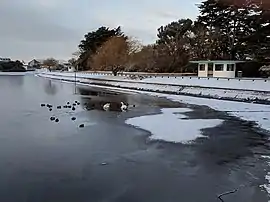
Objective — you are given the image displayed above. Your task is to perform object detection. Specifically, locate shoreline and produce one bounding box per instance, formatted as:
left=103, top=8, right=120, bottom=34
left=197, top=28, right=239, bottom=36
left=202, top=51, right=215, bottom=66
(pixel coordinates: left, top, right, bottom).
left=37, top=72, right=270, bottom=105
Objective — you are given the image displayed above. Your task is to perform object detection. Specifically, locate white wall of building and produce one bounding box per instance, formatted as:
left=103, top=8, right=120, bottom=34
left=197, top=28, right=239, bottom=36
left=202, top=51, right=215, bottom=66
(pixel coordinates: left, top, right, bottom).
left=198, top=63, right=208, bottom=77
left=192, top=61, right=238, bottom=78
left=68, top=66, right=75, bottom=72
left=213, top=63, right=236, bottom=78
left=213, top=71, right=235, bottom=78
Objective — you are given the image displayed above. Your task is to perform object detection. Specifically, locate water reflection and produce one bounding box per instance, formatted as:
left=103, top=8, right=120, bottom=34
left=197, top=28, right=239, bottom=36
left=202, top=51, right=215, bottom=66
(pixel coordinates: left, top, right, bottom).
left=44, top=80, right=57, bottom=95
left=77, top=86, right=183, bottom=112
left=77, top=86, right=129, bottom=112
left=6, top=76, right=24, bottom=87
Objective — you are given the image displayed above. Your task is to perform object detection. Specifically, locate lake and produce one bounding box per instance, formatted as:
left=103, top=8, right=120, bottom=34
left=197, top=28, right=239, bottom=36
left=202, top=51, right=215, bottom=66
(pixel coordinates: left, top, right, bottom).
left=0, top=74, right=269, bottom=202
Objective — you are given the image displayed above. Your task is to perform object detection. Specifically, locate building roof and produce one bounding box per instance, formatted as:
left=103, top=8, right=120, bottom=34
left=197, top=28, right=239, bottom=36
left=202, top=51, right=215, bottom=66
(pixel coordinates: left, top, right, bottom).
left=28, top=59, right=41, bottom=63
left=190, top=60, right=245, bottom=64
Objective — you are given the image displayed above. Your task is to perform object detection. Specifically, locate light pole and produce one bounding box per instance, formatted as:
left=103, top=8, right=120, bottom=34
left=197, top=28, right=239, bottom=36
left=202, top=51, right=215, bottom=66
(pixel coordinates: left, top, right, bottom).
left=74, top=64, right=78, bottom=94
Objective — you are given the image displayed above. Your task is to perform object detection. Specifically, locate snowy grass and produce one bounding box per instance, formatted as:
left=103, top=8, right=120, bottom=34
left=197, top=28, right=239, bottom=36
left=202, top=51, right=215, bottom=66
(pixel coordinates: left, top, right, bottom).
left=126, top=108, right=223, bottom=143
left=41, top=72, right=270, bottom=91
left=37, top=72, right=270, bottom=102
left=141, top=77, right=270, bottom=91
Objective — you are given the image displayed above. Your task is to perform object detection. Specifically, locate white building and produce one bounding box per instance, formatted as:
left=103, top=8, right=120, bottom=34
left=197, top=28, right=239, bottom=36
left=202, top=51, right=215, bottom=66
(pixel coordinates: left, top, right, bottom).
left=190, top=60, right=245, bottom=78
left=28, top=59, right=41, bottom=68
left=59, top=61, right=75, bottom=72
left=68, top=66, right=76, bottom=72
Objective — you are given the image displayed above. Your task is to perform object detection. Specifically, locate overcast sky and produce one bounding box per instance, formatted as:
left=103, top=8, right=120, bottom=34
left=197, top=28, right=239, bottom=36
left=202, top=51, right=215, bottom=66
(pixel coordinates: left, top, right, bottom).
left=0, top=0, right=200, bottom=61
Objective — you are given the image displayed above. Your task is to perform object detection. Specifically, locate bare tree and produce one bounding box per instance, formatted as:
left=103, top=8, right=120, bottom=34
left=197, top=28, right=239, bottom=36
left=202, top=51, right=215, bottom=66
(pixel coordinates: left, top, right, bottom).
left=68, top=58, right=77, bottom=67
left=91, top=36, right=129, bottom=75
left=128, top=45, right=156, bottom=72
left=72, top=51, right=80, bottom=58
left=127, top=36, right=143, bottom=54
left=42, top=58, right=58, bottom=71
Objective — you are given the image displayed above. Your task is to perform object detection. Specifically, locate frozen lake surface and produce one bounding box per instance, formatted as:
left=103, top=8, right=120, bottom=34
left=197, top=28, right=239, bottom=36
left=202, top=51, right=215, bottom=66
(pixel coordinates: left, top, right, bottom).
left=0, top=74, right=269, bottom=202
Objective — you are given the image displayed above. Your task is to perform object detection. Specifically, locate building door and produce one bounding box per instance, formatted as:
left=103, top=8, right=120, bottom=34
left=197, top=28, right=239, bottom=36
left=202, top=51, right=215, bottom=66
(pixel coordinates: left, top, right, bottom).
left=208, top=63, right=213, bottom=77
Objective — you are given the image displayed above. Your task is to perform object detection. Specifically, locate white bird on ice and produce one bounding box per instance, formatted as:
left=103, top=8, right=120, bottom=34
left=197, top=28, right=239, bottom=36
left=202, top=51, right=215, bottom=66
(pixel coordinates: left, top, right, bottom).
left=103, top=103, right=110, bottom=111
left=120, top=102, right=128, bottom=111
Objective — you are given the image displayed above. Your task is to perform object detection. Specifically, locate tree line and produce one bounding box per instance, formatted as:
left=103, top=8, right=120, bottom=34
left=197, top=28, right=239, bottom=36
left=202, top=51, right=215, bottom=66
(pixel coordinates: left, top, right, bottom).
left=72, top=0, right=269, bottom=73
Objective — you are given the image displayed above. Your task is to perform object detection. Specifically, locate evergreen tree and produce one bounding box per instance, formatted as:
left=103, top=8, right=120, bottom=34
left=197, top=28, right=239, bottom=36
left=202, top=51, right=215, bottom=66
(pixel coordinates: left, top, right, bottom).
left=196, top=0, right=270, bottom=61
left=245, top=2, right=270, bottom=61
left=77, top=26, right=125, bottom=70
left=155, top=19, right=193, bottom=72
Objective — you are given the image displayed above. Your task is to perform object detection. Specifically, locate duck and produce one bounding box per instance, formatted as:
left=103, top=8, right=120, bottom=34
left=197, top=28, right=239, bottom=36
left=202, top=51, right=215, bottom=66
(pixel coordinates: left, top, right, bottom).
left=120, top=102, right=128, bottom=111
left=103, top=103, right=110, bottom=111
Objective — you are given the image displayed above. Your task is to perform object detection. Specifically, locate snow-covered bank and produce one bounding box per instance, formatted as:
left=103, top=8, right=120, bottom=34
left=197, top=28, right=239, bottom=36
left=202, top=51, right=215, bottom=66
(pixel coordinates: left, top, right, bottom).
left=140, top=76, right=270, bottom=92
left=41, top=71, right=270, bottom=91
left=37, top=72, right=270, bottom=104
left=126, top=108, right=223, bottom=143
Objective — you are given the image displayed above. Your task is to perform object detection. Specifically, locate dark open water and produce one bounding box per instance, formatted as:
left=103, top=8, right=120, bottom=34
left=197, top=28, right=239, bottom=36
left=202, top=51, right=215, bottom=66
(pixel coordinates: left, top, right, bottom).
left=0, top=74, right=270, bottom=202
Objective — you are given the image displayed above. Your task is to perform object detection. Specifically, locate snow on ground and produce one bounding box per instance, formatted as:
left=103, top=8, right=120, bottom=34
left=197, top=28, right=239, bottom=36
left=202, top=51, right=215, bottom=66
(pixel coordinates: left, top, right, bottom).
left=38, top=72, right=270, bottom=102
left=140, top=77, right=270, bottom=91
left=126, top=108, right=223, bottom=143
left=83, top=78, right=270, bottom=101
left=42, top=72, right=270, bottom=91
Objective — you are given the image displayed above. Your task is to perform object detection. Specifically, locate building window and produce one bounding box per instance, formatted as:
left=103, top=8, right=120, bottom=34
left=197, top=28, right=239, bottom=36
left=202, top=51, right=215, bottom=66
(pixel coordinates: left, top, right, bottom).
left=199, top=64, right=205, bottom=71
left=215, top=64, right=224, bottom=71
left=208, top=63, right=213, bottom=71
left=227, top=64, right=235, bottom=71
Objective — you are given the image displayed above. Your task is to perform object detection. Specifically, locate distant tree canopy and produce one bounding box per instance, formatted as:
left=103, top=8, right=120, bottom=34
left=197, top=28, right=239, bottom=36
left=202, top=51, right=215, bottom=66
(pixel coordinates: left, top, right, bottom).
left=0, top=60, right=25, bottom=72
left=68, top=58, right=77, bottom=67
left=74, top=0, right=270, bottom=73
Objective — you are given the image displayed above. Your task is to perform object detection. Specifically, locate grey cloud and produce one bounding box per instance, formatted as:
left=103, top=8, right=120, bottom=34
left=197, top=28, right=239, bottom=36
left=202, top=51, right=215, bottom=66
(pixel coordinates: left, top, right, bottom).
left=0, top=1, right=82, bottom=60
left=0, top=38, right=77, bottom=61
left=154, top=11, right=179, bottom=19
left=125, top=28, right=157, bottom=44
left=0, top=2, right=79, bottom=43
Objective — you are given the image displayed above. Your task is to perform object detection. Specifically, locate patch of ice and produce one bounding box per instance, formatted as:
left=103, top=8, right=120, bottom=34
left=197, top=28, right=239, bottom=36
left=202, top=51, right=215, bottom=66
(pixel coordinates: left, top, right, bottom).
left=126, top=108, right=223, bottom=143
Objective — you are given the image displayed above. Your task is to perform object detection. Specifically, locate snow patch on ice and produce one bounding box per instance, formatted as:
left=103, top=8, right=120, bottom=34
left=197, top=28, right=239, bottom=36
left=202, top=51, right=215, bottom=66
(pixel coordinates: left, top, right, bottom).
left=160, top=94, right=270, bottom=132
left=126, top=108, right=223, bottom=143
